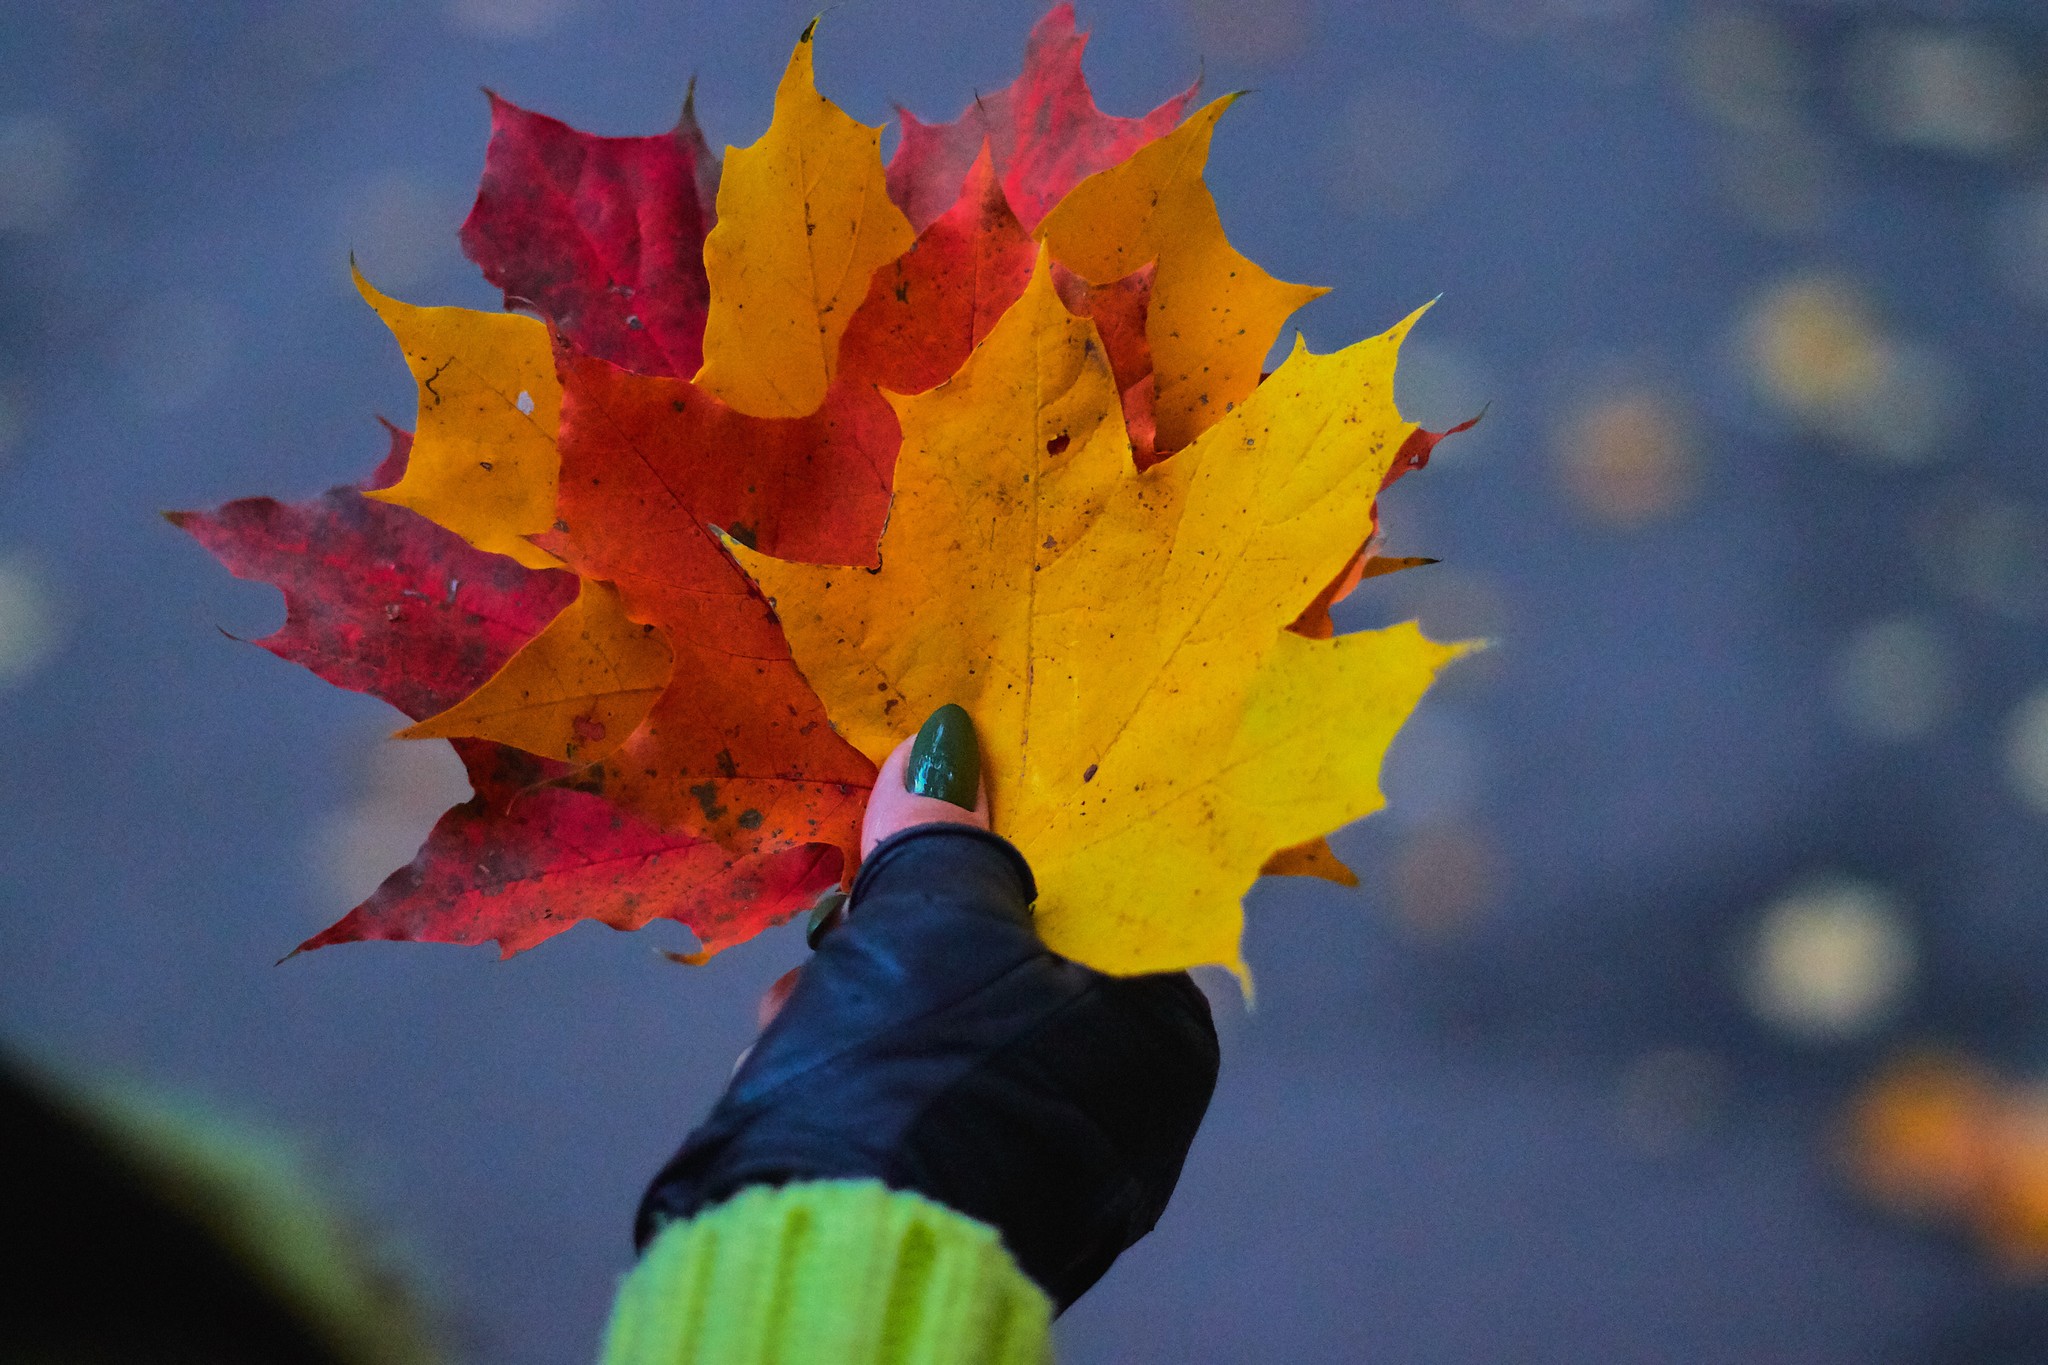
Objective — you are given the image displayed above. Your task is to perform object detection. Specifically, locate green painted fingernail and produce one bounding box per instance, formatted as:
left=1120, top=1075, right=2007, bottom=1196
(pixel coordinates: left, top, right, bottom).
left=805, top=889, right=848, bottom=950
left=906, top=704, right=980, bottom=809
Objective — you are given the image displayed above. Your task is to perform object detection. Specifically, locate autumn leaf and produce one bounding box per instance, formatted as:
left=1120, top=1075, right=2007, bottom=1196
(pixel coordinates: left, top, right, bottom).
left=396, top=577, right=671, bottom=766
left=300, top=739, right=840, bottom=961
left=1051, top=258, right=1159, bottom=465
left=1260, top=838, right=1361, bottom=886
left=837, top=145, right=1040, bottom=398
left=886, top=2, right=1197, bottom=233
left=170, top=423, right=837, bottom=958
left=1038, top=94, right=1328, bottom=453
left=733, top=255, right=1465, bottom=976
left=460, top=90, right=719, bottom=378
left=693, top=21, right=917, bottom=418
left=354, top=267, right=563, bottom=570
left=168, top=422, right=576, bottom=721
left=537, top=343, right=881, bottom=853
left=842, top=141, right=1156, bottom=413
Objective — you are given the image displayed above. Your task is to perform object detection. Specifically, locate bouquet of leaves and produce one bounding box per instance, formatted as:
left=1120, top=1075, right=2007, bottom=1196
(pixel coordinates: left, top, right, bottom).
left=173, top=6, right=1469, bottom=980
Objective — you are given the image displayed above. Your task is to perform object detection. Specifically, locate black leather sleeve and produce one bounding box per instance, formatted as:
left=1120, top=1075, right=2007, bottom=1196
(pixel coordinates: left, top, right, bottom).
left=635, top=824, right=1221, bottom=1312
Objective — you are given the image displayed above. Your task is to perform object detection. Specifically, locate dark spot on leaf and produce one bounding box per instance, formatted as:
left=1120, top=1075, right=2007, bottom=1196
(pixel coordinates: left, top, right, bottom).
left=737, top=809, right=764, bottom=830
left=1083, top=764, right=1098, bottom=783
left=715, top=748, right=738, bottom=779
left=689, top=781, right=727, bottom=822
left=1046, top=433, right=1070, bottom=456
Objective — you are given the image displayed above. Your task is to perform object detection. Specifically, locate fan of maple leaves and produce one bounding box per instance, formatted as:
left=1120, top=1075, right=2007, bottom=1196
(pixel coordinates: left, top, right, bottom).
left=173, top=7, right=1469, bottom=976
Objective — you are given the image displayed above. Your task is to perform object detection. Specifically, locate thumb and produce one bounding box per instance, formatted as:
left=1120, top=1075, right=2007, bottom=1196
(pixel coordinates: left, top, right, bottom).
left=860, top=704, right=990, bottom=858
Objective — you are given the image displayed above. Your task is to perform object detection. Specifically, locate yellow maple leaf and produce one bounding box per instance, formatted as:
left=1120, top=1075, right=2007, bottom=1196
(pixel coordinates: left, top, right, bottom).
left=354, top=266, right=563, bottom=571
left=397, top=579, right=671, bottom=764
left=693, top=22, right=917, bottom=418
left=1037, top=94, right=1328, bottom=454
left=733, top=254, right=1465, bottom=976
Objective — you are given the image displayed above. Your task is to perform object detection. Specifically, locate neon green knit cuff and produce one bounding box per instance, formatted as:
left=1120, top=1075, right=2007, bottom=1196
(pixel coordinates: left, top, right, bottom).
left=600, top=1180, right=1054, bottom=1365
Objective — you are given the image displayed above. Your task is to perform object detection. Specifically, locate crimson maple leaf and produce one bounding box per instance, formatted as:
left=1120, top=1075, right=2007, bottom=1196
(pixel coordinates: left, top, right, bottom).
left=169, top=423, right=837, bottom=958
left=886, top=3, right=1198, bottom=231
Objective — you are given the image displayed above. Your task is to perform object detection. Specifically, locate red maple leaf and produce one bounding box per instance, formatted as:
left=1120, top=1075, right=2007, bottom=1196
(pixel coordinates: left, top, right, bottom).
left=460, top=91, right=720, bottom=379
left=169, top=423, right=837, bottom=958
left=886, top=2, right=1198, bottom=232
left=543, top=349, right=886, bottom=853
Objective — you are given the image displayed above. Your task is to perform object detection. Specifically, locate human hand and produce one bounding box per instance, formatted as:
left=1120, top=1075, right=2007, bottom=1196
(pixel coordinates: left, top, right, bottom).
left=651, top=704, right=1219, bottom=1313
left=859, top=703, right=991, bottom=857
left=757, top=705, right=991, bottom=1028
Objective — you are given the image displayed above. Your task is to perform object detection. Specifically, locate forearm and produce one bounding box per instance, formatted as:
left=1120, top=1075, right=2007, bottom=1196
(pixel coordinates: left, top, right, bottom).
left=607, top=823, right=1215, bottom=1362
left=603, top=1180, right=1050, bottom=1365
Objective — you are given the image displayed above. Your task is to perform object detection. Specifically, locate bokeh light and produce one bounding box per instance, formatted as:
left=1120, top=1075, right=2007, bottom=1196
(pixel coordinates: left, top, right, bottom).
left=1850, top=1055, right=2048, bottom=1275
left=449, top=0, right=576, bottom=41
left=0, top=552, right=61, bottom=687
left=0, top=114, right=81, bottom=233
left=1387, top=823, right=1500, bottom=940
left=2005, top=685, right=2048, bottom=818
left=1378, top=702, right=1485, bottom=827
left=1829, top=615, right=1956, bottom=743
left=1981, top=1086, right=2048, bottom=1272
left=1916, top=487, right=2048, bottom=622
left=311, top=735, right=473, bottom=912
left=338, top=169, right=470, bottom=295
left=1737, top=274, right=1963, bottom=464
left=1743, top=878, right=1915, bottom=1042
left=1822, top=339, right=1965, bottom=466
left=1844, top=27, right=2038, bottom=161
left=1741, top=275, right=1887, bottom=418
left=1850, top=1052, right=1999, bottom=1215
left=1553, top=384, right=1695, bottom=527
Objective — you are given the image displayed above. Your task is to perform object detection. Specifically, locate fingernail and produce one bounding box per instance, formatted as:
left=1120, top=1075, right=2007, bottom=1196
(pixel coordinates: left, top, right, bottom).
left=804, top=889, right=848, bottom=950
left=906, top=704, right=980, bottom=810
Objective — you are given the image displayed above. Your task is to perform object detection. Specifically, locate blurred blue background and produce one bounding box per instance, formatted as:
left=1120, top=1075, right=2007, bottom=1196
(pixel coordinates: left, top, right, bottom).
left=4, top=0, right=2048, bottom=1360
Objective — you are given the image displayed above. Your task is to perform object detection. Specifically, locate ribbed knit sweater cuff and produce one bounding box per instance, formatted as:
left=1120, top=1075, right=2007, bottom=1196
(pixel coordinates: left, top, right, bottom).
left=600, top=1180, right=1054, bottom=1365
